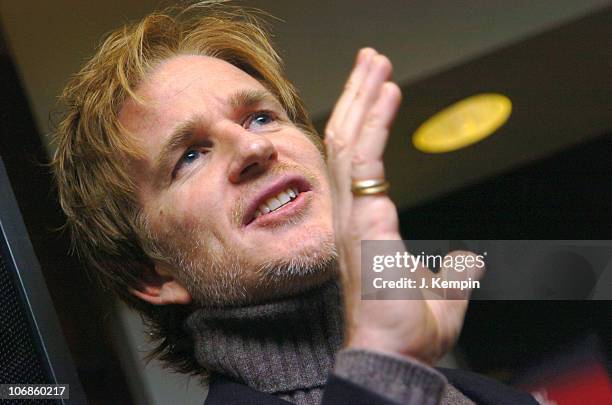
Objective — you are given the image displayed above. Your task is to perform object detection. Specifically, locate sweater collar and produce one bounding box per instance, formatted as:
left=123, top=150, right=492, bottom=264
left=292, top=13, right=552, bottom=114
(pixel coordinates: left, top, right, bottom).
left=184, top=280, right=344, bottom=396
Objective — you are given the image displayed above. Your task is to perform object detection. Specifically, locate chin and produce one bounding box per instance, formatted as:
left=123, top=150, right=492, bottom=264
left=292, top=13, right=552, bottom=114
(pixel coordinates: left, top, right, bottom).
left=246, top=227, right=338, bottom=302
left=250, top=264, right=339, bottom=304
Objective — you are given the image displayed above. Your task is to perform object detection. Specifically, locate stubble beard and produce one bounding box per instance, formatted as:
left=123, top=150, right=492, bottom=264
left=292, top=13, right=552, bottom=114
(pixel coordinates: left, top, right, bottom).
left=148, top=220, right=338, bottom=307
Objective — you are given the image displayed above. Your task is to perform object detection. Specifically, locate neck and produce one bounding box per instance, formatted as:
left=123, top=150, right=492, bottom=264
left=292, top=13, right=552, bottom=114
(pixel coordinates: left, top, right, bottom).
left=184, top=279, right=344, bottom=404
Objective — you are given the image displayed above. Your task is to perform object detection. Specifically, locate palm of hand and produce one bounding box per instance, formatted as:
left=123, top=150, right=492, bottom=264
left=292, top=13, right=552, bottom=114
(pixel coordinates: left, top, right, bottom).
left=326, top=48, right=481, bottom=365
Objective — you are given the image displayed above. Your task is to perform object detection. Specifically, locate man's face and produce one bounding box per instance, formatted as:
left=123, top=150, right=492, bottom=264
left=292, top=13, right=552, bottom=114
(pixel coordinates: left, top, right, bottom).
left=119, top=55, right=335, bottom=305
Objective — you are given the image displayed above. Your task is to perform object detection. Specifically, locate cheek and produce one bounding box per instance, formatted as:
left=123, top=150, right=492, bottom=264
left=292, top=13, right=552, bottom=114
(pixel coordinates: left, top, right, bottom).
left=282, top=132, right=326, bottom=166
left=286, top=134, right=334, bottom=215
left=300, top=140, right=330, bottom=191
left=147, top=195, right=227, bottom=256
left=148, top=185, right=214, bottom=233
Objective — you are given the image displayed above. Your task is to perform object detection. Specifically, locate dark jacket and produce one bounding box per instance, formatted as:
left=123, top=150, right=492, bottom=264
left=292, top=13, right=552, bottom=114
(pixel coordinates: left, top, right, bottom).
left=204, top=369, right=538, bottom=405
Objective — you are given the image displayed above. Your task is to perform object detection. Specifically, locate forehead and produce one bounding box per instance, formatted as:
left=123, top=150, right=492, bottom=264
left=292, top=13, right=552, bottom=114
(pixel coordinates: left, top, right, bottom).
left=118, top=54, right=267, bottom=138
left=140, top=54, right=265, bottom=100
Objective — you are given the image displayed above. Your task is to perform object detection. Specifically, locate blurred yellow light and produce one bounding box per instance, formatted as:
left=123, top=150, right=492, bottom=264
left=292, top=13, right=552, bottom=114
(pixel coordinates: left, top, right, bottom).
left=412, top=93, right=512, bottom=153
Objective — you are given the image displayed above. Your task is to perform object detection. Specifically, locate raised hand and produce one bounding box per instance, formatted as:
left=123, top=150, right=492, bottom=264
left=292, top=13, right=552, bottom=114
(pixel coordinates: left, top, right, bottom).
left=325, top=48, right=483, bottom=365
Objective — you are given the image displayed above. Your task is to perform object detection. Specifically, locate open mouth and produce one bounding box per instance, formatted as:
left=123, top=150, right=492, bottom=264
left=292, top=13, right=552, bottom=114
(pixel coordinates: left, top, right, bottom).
left=253, top=186, right=300, bottom=219
left=244, top=176, right=311, bottom=226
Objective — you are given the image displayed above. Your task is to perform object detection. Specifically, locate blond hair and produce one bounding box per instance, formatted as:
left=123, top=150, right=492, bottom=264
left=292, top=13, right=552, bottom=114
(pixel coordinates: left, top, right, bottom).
left=52, top=0, right=318, bottom=374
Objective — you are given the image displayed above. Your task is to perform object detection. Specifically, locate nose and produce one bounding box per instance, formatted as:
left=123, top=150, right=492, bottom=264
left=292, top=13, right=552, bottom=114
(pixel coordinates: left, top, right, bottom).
left=227, top=126, right=278, bottom=183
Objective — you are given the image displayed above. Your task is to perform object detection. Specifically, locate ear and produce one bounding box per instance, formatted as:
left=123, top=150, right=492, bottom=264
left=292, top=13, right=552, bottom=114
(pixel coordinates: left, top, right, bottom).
left=129, top=264, right=192, bottom=305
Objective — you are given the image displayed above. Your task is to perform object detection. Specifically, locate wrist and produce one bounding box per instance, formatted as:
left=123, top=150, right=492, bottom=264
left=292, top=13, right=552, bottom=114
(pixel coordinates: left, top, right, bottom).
left=346, top=327, right=440, bottom=366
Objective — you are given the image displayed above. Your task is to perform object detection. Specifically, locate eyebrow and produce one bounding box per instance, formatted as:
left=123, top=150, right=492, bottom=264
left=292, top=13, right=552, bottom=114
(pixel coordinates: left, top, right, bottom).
left=152, top=88, right=283, bottom=181
left=154, top=117, right=202, bottom=181
left=228, top=88, right=283, bottom=111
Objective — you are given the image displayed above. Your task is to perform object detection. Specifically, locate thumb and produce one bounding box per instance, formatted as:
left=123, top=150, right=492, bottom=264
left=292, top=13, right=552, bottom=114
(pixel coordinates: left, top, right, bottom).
left=432, top=250, right=487, bottom=300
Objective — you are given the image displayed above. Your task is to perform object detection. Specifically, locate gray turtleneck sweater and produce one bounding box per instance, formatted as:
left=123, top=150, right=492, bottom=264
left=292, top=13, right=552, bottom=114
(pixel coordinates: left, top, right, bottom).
left=184, top=280, right=474, bottom=405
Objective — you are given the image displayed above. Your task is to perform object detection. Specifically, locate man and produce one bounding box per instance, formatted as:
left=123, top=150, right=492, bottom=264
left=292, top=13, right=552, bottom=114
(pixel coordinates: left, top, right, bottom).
left=52, top=2, right=536, bottom=404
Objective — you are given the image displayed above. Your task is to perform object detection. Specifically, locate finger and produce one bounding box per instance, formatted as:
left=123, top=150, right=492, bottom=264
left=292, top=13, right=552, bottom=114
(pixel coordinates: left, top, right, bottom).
left=351, top=81, right=402, bottom=181
left=325, top=48, right=377, bottom=140
left=339, top=54, right=393, bottom=147
left=327, top=54, right=393, bottom=213
left=325, top=49, right=376, bottom=210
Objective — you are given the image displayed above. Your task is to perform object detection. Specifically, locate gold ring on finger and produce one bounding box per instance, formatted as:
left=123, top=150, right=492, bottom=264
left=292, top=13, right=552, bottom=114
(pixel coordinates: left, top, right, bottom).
left=351, top=178, right=390, bottom=196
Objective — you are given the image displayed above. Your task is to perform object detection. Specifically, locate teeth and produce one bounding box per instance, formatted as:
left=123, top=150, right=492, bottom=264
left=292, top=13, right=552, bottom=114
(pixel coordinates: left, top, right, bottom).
left=266, top=197, right=282, bottom=211
left=254, top=187, right=300, bottom=219
left=278, top=191, right=291, bottom=204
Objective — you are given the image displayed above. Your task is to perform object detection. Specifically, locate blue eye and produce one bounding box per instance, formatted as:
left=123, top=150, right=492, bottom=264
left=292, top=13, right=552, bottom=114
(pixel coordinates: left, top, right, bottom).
left=250, top=112, right=274, bottom=127
left=174, top=149, right=203, bottom=176
left=181, top=149, right=199, bottom=165
left=172, top=144, right=211, bottom=180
